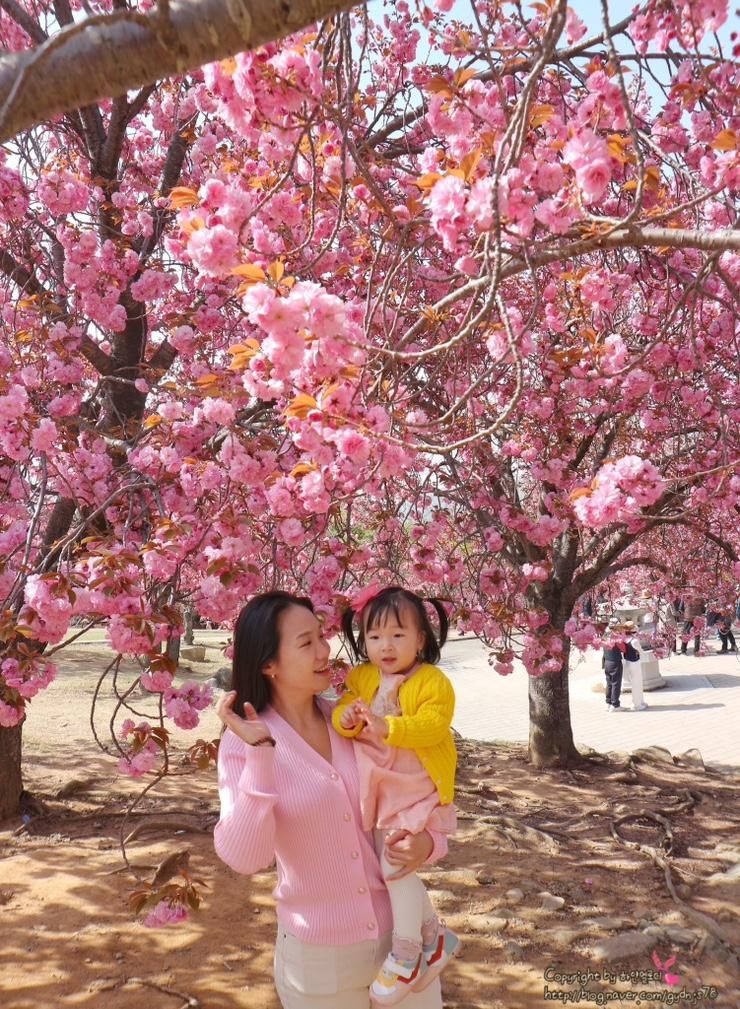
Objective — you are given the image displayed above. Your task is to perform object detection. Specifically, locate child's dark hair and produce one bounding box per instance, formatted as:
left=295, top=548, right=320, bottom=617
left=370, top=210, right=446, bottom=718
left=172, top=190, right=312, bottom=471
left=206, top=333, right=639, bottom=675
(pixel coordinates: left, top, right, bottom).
left=232, top=590, right=315, bottom=714
left=341, top=585, right=449, bottom=664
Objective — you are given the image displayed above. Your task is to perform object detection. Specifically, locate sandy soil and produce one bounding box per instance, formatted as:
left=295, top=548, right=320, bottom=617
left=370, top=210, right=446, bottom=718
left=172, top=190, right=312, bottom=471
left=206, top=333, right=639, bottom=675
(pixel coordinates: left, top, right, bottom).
left=1, top=641, right=739, bottom=1009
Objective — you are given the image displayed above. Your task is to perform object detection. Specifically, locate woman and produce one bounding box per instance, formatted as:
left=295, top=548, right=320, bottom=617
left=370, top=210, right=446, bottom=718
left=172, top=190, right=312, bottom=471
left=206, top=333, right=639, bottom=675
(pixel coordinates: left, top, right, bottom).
left=602, top=618, right=640, bottom=712
left=214, top=591, right=447, bottom=1008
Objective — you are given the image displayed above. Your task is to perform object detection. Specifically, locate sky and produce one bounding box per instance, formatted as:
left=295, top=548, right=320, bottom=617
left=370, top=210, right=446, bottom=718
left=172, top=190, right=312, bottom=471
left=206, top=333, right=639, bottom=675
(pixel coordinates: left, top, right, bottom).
left=363, top=0, right=737, bottom=110
left=365, top=0, right=736, bottom=54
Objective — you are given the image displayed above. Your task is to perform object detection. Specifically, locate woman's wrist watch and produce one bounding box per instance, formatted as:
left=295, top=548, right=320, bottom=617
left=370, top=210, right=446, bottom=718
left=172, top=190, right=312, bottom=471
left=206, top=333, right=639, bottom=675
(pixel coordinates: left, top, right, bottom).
left=250, top=736, right=276, bottom=747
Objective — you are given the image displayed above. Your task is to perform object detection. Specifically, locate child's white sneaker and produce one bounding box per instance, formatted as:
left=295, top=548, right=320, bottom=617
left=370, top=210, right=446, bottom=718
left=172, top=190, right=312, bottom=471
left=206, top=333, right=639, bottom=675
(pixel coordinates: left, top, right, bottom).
left=370, top=950, right=424, bottom=1006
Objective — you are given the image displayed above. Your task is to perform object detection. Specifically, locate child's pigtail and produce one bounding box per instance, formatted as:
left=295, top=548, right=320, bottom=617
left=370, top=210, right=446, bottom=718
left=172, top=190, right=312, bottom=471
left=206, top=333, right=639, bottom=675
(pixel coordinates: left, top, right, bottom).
left=426, top=597, right=450, bottom=650
left=340, top=606, right=364, bottom=662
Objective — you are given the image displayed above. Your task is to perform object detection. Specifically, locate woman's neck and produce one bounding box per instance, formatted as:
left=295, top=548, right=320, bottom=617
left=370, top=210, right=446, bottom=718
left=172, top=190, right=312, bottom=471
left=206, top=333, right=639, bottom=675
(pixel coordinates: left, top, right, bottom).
left=270, top=690, right=321, bottom=730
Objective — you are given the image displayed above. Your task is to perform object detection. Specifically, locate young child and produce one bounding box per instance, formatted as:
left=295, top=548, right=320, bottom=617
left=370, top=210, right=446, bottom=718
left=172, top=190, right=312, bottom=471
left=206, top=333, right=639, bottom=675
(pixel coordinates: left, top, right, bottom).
left=332, top=585, right=459, bottom=1007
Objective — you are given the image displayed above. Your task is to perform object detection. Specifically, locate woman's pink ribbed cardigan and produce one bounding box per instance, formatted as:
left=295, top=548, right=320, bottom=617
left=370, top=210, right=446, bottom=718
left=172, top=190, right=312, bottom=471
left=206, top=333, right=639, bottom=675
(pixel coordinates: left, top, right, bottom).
left=214, top=701, right=447, bottom=945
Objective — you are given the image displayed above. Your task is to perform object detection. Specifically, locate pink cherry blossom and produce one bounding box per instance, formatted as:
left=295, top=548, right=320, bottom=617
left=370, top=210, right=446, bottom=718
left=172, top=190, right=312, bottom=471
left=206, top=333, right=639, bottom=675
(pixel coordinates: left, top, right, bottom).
left=0, top=700, right=24, bottom=727
left=429, top=175, right=470, bottom=251
left=143, top=900, right=189, bottom=928
left=140, top=666, right=175, bottom=693
left=0, top=0, right=735, bottom=830
left=187, top=224, right=239, bottom=276
left=563, top=129, right=613, bottom=201
left=164, top=680, right=212, bottom=729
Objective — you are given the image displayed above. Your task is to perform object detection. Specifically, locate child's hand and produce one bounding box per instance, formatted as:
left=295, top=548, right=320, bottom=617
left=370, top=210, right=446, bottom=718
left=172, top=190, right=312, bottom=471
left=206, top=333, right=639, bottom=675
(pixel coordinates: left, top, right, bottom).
left=339, top=703, right=364, bottom=730
left=357, top=706, right=388, bottom=744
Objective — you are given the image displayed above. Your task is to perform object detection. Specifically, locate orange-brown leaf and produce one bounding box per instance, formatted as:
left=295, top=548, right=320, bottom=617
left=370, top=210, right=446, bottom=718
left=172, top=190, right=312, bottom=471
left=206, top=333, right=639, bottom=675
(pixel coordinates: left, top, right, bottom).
left=228, top=340, right=261, bottom=357
left=645, top=165, right=662, bottom=191
left=414, top=172, right=443, bottom=190
left=569, top=486, right=591, bottom=501
left=228, top=339, right=261, bottom=370
left=284, top=393, right=318, bottom=420
left=290, top=461, right=319, bottom=477
left=267, top=261, right=285, bottom=283
left=459, top=149, right=483, bottom=181
left=231, top=263, right=266, bottom=282
left=530, top=103, right=555, bottom=129
left=454, top=67, right=477, bottom=88
left=168, top=187, right=199, bottom=210
left=607, top=133, right=633, bottom=163
left=180, top=216, right=204, bottom=236
left=710, top=128, right=736, bottom=151
left=426, top=76, right=452, bottom=97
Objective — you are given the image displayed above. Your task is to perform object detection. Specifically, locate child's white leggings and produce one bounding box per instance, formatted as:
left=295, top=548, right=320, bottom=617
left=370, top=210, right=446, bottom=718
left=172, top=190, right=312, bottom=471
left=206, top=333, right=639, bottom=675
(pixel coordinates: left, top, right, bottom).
left=374, top=829, right=436, bottom=943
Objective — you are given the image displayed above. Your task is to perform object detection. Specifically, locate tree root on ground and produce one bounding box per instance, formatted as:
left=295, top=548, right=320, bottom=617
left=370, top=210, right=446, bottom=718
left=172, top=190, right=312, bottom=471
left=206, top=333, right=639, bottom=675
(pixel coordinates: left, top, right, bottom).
left=611, top=806, right=736, bottom=956
left=124, top=976, right=200, bottom=1008
left=478, top=814, right=561, bottom=853
left=123, top=817, right=214, bottom=845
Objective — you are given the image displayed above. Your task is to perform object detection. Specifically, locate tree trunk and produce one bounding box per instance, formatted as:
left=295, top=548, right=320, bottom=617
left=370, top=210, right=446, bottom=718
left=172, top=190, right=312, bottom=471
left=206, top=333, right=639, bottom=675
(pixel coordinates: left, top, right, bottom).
left=527, top=635, right=581, bottom=768
left=0, top=722, right=23, bottom=820
left=166, top=635, right=181, bottom=665
left=183, top=607, right=194, bottom=646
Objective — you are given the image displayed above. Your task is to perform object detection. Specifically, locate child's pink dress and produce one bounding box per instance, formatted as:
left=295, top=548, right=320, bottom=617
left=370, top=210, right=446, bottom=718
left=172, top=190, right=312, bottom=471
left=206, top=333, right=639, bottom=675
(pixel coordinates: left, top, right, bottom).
left=355, top=671, right=457, bottom=835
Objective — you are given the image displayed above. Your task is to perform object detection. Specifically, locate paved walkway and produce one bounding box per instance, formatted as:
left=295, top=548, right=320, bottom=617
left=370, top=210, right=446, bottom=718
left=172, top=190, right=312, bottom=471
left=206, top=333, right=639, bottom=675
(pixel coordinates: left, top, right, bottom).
left=66, top=627, right=740, bottom=770
left=442, top=635, right=740, bottom=770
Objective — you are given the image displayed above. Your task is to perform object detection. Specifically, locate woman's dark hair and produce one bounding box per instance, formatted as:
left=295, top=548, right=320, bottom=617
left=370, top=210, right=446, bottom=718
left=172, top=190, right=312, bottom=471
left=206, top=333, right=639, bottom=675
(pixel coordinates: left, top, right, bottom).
left=340, top=585, right=449, bottom=665
left=232, top=591, right=315, bottom=714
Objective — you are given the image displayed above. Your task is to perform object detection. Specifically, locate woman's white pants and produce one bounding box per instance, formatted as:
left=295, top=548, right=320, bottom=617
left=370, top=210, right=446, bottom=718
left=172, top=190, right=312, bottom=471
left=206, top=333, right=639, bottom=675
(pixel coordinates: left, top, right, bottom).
left=274, top=928, right=444, bottom=1008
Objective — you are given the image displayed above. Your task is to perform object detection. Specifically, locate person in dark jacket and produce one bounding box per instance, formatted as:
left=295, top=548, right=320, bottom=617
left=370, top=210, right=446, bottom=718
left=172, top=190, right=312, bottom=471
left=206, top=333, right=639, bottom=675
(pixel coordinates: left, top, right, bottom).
left=602, top=620, right=640, bottom=711
left=680, top=597, right=705, bottom=655
left=717, top=613, right=737, bottom=653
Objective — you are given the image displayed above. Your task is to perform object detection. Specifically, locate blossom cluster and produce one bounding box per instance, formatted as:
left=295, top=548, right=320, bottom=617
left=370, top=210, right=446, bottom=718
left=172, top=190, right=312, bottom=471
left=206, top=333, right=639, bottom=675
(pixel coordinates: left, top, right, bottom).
left=572, top=457, right=666, bottom=530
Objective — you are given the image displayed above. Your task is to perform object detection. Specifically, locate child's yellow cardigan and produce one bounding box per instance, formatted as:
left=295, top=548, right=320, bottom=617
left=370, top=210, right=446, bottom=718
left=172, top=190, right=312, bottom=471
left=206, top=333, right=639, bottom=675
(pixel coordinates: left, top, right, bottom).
left=332, top=661, right=457, bottom=805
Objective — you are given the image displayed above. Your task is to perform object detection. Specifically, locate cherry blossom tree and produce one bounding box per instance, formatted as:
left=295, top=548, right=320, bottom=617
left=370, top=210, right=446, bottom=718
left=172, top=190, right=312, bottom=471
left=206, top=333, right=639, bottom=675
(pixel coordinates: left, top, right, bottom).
left=1, top=0, right=739, bottom=827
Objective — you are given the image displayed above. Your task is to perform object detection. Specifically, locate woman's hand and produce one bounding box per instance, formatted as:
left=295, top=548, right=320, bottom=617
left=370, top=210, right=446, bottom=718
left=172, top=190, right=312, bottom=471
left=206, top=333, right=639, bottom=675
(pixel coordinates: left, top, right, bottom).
left=216, top=691, right=274, bottom=746
left=383, top=829, right=434, bottom=881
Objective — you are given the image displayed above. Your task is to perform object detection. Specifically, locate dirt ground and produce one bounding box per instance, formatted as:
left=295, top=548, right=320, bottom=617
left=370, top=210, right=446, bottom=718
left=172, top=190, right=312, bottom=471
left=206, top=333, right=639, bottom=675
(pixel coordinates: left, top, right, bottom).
left=1, top=641, right=739, bottom=1009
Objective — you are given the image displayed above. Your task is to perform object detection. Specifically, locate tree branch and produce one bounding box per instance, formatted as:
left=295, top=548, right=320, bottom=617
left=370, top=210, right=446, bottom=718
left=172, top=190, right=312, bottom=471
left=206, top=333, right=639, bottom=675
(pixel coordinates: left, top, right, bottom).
left=0, top=248, right=113, bottom=375
left=597, top=555, right=670, bottom=582
left=0, top=0, right=359, bottom=142
left=363, top=12, right=635, bottom=150
left=135, top=111, right=197, bottom=262
left=396, top=226, right=740, bottom=356
left=0, top=0, right=47, bottom=44
left=147, top=339, right=178, bottom=374
left=669, top=523, right=740, bottom=564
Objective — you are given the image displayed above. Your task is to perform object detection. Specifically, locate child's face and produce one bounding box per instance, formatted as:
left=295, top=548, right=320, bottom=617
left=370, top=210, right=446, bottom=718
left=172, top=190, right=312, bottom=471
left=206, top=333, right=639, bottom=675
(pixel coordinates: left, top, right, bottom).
left=363, top=605, right=425, bottom=676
